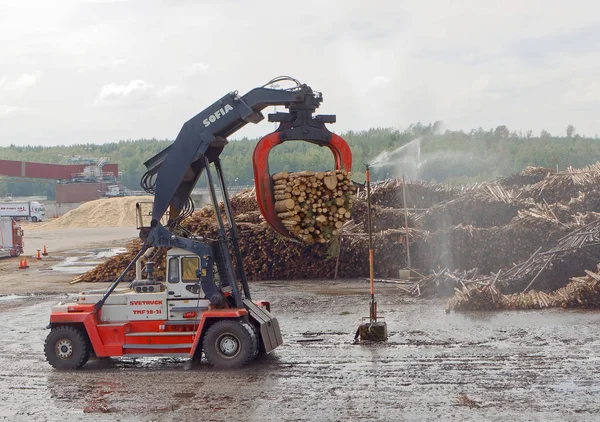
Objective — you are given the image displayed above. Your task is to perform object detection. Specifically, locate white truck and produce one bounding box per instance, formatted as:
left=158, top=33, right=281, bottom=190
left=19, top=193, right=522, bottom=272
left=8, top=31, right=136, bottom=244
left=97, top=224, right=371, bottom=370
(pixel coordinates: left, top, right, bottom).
left=0, top=201, right=46, bottom=222
left=0, top=217, right=24, bottom=258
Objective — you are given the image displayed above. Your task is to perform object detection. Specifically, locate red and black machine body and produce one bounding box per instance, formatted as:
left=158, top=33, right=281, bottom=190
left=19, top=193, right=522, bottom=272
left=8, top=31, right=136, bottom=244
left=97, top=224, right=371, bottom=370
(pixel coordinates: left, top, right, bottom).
left=44, top=77, right=352, bottom=370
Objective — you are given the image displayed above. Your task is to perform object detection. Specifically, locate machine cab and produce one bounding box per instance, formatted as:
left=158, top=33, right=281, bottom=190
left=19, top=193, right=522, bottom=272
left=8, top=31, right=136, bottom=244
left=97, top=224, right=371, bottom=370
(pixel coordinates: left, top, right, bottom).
left=165, top=248, right=206, bottom=299
left=163, top=248, right=212, bottom=321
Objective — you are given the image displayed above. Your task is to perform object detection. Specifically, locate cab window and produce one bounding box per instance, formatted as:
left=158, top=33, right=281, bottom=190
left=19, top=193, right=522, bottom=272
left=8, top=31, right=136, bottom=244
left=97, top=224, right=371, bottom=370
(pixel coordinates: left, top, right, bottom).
left=168, top=257, right=179, bottom=283
left=181, top=257, right=200, bottom=283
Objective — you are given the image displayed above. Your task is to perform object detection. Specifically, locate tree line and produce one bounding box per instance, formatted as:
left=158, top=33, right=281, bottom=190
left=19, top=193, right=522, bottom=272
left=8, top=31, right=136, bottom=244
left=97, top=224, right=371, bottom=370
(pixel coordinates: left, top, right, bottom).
left=1, top=123, right=599, bottom=198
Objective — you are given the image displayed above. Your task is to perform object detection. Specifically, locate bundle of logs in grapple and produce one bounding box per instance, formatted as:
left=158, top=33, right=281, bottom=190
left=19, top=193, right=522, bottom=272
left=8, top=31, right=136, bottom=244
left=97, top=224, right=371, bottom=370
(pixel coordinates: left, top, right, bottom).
left=272, top=169, right=356, bottom=243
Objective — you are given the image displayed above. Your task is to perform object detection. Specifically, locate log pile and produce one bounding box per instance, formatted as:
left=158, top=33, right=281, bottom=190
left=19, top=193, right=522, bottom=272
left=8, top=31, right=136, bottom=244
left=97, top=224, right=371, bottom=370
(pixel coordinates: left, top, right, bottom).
left=447, top=265, right=600, bottom=311
left=76, top=159, right=600, bottom=305
left=417, top=184, right=528, bottom=229
left=499, top=166, right=553, bottom=187
left=230, top=189, right=259, bottom=215
left=271, top=170, right=356, bottom=243
left=350, top=201, right=410, bottom=232
left=523, top=163, right=600, bottom=204
left=356, top=179, right=462, bottom=209
left=497, top=218, right=600, bottom=293
left=75, top=213, right=414, bottom=283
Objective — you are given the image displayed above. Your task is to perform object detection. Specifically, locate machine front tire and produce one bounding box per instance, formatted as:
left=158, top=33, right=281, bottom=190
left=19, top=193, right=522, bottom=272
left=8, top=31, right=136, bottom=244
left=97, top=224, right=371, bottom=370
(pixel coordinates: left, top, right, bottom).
left=241, top=322, right=259, bottom=360
left=203, top=320, right=255, bottom=369
left=45, top=326, right=90, bottom=370
left=31, top=216, right=38, bottom=222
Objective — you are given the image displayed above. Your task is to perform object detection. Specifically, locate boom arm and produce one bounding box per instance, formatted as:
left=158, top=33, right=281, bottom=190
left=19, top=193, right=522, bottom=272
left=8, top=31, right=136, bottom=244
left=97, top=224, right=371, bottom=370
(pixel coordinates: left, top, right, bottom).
left=143, top=84, right=323, bottom=226
left=96, top=78, right=350, bottom=312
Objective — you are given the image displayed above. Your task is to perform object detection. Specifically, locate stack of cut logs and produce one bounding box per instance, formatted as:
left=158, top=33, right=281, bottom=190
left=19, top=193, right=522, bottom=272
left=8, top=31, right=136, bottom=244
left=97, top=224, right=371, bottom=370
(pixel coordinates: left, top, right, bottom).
left=272, top=169, right=356, bottom=243
left=75, top=159, right=600, bottom=308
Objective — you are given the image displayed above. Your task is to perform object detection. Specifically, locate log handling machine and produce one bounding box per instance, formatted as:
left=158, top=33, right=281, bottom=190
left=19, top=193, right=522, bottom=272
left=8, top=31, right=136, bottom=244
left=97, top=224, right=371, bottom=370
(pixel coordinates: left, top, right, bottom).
left=44, top=77, right=353, bottom=369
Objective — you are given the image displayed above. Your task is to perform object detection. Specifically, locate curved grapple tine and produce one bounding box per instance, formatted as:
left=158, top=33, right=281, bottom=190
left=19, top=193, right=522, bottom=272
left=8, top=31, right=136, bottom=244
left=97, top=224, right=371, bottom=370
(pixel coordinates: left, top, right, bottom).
left=252, top=131, right=352, bottom=239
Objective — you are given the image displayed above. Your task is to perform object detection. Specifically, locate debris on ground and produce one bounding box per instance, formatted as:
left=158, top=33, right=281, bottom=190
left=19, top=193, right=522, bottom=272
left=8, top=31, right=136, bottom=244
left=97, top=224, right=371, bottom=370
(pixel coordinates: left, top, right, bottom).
left=456, top=394, right=482, bottom=408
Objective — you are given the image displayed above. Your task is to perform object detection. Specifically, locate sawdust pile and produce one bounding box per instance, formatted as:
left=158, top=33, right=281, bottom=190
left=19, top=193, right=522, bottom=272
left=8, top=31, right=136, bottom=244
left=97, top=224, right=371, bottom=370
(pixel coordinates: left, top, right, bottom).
left=34, top=196, right=148, bottom=230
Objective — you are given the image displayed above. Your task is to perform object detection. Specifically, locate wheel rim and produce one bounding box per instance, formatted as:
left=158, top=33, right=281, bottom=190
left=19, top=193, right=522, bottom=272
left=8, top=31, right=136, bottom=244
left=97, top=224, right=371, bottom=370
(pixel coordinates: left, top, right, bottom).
left=55, top=338, right=74, bottom=360
left=216, top=333, right=240, bottom=359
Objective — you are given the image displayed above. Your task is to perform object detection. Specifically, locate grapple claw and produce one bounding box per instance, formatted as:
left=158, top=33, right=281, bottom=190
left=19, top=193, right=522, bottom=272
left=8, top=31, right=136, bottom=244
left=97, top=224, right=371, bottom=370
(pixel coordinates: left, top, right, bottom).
left=253, top=129, right=352, bottom=238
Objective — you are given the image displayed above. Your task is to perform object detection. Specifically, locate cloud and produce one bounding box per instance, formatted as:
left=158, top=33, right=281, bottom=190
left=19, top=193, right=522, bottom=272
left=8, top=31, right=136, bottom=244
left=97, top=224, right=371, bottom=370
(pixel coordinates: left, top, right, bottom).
left=368, top=76, right=391, bottom=88
left=158, top=85, right=183, bottom=97
left=14, top=72, right=41, bottom=89
left=0, top=72, right=42, bottom=94
left=0, top=105, right=24, bottom=118
left=185, top=63, right=209, bottom=75
left=95, top=80, right=153, bottom=105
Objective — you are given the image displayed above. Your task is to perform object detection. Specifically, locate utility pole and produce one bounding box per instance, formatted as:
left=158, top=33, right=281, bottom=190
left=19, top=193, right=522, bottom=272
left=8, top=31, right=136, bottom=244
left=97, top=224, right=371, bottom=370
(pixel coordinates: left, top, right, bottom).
left=403, top=175, right=411, bottom=268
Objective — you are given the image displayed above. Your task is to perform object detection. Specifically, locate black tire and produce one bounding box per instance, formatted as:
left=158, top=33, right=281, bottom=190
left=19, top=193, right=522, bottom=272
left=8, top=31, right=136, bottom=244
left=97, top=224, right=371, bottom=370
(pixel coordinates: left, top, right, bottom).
left=44, top=326, right=90, bottom=370
left=241, top=322, right=259, bottom=360
left=31, top=216, right=38, bottom=222
left=202, top=320, right=255, bottom=369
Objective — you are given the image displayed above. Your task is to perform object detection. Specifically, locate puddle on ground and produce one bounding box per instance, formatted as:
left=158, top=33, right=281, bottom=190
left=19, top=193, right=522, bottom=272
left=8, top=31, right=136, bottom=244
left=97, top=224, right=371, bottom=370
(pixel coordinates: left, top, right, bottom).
left=0, top=294, right=30, bottom=302
left=51, top=248, right=128, bottom=275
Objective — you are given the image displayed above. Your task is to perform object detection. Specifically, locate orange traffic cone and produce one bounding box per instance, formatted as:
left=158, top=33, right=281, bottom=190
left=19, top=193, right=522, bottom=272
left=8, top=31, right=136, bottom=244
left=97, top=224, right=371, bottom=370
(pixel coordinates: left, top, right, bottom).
left=22, top=257, right=29, bottom=269
left=42, top=245, right=48, bottom=256
left=36, top=250, right=41, bottom=260
left=18, top=258, right=24, bottom=269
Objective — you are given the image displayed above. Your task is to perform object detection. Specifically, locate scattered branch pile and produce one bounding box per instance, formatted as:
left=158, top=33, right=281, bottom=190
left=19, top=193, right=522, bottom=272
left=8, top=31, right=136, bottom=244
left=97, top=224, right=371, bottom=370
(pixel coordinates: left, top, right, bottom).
left=447, top=265, right=600, bottom=311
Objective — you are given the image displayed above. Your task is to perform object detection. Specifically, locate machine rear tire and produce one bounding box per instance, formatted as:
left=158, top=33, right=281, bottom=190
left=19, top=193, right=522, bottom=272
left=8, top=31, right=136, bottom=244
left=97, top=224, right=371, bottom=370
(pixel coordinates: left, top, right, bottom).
left=45, top=326, right=90, bottom=370
left=203, top=320, right=255, bottom=369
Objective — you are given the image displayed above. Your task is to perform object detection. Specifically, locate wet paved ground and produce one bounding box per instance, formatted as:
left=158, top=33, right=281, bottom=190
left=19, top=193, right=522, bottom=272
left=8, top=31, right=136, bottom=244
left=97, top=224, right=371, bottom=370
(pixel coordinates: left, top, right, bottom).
left=2, top=280, right=600, bottom=421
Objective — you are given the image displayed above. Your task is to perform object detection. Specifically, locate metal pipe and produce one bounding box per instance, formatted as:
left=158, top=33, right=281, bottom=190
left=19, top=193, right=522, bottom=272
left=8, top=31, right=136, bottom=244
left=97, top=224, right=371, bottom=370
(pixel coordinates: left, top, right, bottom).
left=214, top=158, right=251, bottom=300
left=402, top=176, right=412, bottom=268
left=366, top=165, right=376, bottom=321
left=94, top=245, right=148, bottom=311
left=204, top=157, right=243, bottom=308
left=136, top=247, right=156, bottom=280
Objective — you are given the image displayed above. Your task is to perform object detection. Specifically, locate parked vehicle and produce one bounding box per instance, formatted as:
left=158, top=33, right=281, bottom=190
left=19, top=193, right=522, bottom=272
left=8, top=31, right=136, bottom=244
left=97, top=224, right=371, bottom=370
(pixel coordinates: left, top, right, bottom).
left=0, top=217, right=24, bottom=258
left=0, top=201, right=46, bottom=222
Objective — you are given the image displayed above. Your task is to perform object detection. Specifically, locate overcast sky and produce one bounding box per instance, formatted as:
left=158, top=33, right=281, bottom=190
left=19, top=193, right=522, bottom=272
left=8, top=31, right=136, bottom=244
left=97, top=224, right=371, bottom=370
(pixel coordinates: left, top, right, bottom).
left=0, top=0, right=599, bottom=146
